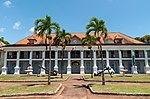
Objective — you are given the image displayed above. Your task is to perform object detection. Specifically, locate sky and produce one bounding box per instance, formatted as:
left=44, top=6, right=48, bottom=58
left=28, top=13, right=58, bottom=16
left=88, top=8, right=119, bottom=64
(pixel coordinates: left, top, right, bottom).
left=0, top=0, right=150, bottom=44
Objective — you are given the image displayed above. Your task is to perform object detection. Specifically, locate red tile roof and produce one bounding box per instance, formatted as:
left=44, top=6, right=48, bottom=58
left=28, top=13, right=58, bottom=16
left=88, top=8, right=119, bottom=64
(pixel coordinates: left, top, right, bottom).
left=15, top=32, right=144, bottom=45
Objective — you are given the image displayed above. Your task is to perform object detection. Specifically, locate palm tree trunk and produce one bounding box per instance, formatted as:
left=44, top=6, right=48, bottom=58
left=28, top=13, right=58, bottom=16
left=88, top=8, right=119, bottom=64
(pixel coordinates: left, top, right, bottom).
left=98, top=44, right=105, bottom=85
left=61, top=48, right=64, bottom=78
left=100, top=44, right=105, bottom=85
left=90, top=49, right=93, bottom=78
left=48, top=40, right=51, bottom=85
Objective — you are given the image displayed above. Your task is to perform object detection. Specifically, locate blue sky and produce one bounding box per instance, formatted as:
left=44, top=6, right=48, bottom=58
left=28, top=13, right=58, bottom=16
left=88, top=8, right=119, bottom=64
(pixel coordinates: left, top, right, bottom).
left=0, top=0, right=150, bottom=43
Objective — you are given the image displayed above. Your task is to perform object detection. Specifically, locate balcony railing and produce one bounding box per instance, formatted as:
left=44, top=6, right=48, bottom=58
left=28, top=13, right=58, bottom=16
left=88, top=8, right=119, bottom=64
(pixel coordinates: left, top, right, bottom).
left=96, top=51, right=106, bottom=58
left=32, top=55, right=42, bottom=59
left=109, top=54, right=119, bottom=58
left=135, top=54, right=145, bottom=58
left=96, top=54, right=106, bottom=58
left=71, top=54, right=80, bottom=58
left=20, top=56, right=29, bottom=59
left=122, top=54, right=132, bottom=58
left=7, top=55, right=17, bottom=59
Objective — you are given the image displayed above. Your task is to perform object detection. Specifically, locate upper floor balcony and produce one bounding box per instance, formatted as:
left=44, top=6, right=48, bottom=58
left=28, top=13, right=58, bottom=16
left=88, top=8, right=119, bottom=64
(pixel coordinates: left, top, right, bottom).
left=84, top=51, right=93, bottom=58
left=121, top=50, right=132, bottom=58
left=96, top=51, right=106, bottom=58
left=7, top=51, right=17, bottom=59
left=109, top=51, right=119, bottom=58
left=45, top=51, right=55, bottom=59
left=58, top=51, right=68, bottom=58
left=71, top=51, right=80, bottom=58
left=135, top=50, right=145, bottom=58
left=32, top=51, right=42, bottom=59
left=20, top=51, right=30, bottom=59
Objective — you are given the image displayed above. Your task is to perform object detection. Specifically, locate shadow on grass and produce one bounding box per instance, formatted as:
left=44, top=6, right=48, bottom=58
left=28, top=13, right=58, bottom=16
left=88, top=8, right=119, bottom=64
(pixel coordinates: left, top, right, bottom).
left=73, top=84, right=89, bottom=89
left=73, top=78, right=83, bottom=81
left=116, top=75, right=132, bottom=77
left=22, top=84, right=47, bottom=87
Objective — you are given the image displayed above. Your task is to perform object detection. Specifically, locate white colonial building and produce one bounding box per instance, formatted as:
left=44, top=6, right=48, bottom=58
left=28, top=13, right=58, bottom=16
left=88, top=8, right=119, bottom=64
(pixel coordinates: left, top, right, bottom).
left=1, top=32, right=150, bottom=74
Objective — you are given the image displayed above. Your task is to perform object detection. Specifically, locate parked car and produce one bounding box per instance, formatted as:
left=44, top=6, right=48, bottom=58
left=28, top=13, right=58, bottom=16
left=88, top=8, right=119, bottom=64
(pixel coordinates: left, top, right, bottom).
left=94, top=66, right=115, bottom=76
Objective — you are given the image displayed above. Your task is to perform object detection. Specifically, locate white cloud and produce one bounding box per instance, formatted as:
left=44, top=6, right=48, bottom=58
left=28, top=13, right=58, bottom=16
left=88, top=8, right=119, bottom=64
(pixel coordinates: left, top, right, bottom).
left=13, top=21, right=21, bottom=30
left=29, top=27, right=35, bottom=33
left=3, top=0, right=12, bottom=8
left=0, top=28, right=5, bottom=33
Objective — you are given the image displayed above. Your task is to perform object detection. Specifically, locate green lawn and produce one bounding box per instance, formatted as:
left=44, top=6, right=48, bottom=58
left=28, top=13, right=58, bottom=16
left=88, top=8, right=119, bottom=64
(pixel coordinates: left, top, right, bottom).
left=0, top=83, right=60, bottom=95
left=84, top=74, right=150, bottom=82
left=0, top=74, right=69, bottom=81
left=90, top=83, right=150, bottom=94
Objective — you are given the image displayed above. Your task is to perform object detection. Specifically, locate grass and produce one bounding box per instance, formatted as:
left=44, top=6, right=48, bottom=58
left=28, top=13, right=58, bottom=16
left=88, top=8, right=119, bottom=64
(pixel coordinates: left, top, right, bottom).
left=83, top=74, right=150, bottom=82
left=0, top=74, right=69, bottom=81
left=0, top=83, right=60, bottom=95
left=90, top=83, right=150, bottom=94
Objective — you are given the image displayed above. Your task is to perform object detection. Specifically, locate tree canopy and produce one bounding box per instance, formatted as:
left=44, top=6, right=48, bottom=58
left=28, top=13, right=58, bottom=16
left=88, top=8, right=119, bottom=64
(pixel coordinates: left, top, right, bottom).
left=0, top=37, right=9, bottom=44
left=135, top=35, right=150, bottom=43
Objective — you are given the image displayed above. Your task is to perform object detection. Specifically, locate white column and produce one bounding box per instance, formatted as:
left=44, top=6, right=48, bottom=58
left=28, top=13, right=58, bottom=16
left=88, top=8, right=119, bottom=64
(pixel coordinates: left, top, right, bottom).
left=93, top=50, right=97, bottom=74
left=131, top=50, right=138, bottom=74
left=28, top=51, right=33, bottom=74
left=67, top=51, right=71, bottom=74
left=106, top=50, right=110, bottom=67
left=14, top=51, right=20, bottom=74
left=1, top=51, right=7, bottom=75
left=54, top=50, right=58, bottom=71
left=40, top=51, right=46, bottom=74
left=119, top=50, right=124, bottom=73
left=144, top=50, right=150, bottom=74
left=80, top=50, right=84, bottom=74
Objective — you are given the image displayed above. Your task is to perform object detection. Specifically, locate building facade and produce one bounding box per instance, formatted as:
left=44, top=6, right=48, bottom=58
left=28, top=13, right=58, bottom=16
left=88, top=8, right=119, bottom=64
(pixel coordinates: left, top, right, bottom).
left=0, top=41, right=5, bottom=73
left=1, top=32, right=150, bottom=74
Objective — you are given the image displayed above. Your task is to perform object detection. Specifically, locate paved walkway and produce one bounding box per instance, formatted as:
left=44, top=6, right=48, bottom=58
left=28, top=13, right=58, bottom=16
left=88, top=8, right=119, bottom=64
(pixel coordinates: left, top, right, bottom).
left=55, top=74, right=90, bottom=99
left=4, top=75, right=150, bottom=99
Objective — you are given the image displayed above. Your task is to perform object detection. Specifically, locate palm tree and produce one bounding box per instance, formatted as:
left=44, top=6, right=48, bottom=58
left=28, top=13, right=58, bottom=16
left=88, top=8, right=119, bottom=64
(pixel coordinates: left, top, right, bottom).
left=53, top=29, right=72, bottom=78
left=81, top=34, right=97, bottom=78
left=86, top=17, right=107, bottom=85
left=35, top=15, right=60, bottom=85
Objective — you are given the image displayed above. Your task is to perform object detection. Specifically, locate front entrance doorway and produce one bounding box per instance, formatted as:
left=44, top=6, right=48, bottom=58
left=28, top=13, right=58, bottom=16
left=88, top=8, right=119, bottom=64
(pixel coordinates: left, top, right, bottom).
left=71, top=61, right=80, bottom=74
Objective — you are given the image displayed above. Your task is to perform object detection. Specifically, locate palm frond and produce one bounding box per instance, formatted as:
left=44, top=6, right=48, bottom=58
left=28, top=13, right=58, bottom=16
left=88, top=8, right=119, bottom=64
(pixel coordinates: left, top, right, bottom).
left=90, top=17, right=99, bottom=26
left=86, top=28, right=95, bottom=35
left=53, top=29, right=72, bottom=49
left=86, top=17, right=108, bottom=40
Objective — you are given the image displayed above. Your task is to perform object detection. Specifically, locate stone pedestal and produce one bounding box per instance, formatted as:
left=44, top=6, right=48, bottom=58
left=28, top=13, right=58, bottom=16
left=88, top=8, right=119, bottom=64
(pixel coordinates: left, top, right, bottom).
left=132, top=65, right=138, bottom=74
left=14, top=66, right=20, bottom=74
left=119, top=65, right=124, bottom=74
left=93, top=65, right=97, bottom=74
left=67, top=65, right=71, bottom=74
left=144, top=65, right=150, bottom=74
left=1, top=66, right=7, bottom=75
left=80, top=65, right=84, bottom=74
left=27, top=66, right=33, bottom=75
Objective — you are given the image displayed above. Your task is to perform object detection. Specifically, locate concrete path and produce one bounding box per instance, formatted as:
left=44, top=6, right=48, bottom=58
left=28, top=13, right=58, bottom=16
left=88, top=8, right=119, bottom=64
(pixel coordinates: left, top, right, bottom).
left=4, top=75, right=150, bottom=99
left=54, top=74, right=90, bottom=99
